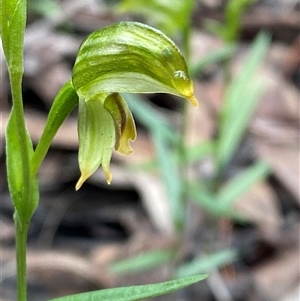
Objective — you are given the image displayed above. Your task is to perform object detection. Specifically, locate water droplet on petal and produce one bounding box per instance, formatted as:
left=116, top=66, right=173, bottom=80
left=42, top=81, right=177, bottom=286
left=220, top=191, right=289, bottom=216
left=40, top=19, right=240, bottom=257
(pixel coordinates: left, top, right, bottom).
left=174, top=70, right=188, bottom=81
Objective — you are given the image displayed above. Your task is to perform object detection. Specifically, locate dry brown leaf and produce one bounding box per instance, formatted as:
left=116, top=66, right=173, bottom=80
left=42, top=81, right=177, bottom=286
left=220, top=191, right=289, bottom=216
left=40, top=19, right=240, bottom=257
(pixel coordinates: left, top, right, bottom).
left=282, top=35, right=300, bottom=79
left=0, top=110, right=78, bottom=150
left=0, top=217, right=15, bottom=244
left=114, top=130, right=155, bottom=164
left=250, top=65, right=300, bottom=205
left=30, top=62, right=71, bottom=104
left=190, top=31, right=224, bottom=67
left=24, top=23, right=80, bottom=105
left=280, top=283, right=300, bottom=301
left=90, top=244, right=122, bottom=267
left=186, top=82, right=216, bottom=144
left=26, top=250, right=112, bottom=290
left=234, top=181, right=282, bottom=238
left=254, top=72, right=299, bottom=123
left=89, top=167, right=175, bottom=236
left=252, top=249, right=300, bottom=301
left=256, top=143, right=299, bottom=205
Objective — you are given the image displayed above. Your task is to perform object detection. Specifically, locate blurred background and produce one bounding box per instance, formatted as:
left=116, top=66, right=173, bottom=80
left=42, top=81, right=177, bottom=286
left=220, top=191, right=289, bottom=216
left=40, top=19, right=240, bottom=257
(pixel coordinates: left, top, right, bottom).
left=1, top=0, right=299, bottom=300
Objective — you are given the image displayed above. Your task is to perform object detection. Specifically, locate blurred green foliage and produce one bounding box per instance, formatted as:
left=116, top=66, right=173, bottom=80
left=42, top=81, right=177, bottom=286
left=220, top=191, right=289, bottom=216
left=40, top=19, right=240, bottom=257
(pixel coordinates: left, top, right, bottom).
left=27, top=0, right=60, bottom=17
left=206, top=0, right=257, bottom=42
left=113, top=0, right=271, bottom=279
left=116, top=0, right=196, bottom=40
left=110, top=250, right=175, bottom=274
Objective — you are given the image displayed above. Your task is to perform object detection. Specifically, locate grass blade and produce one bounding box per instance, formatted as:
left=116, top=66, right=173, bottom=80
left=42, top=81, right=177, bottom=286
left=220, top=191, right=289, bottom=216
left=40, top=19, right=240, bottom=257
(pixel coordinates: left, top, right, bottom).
left=188, top=182, right=245, bottom=220
left=190, top=44, right=236, bottom=77
left=217, top=161, right=270, bottom=207
left=217, top=32, right=270, bottom=169
left=109, top=250, right=174, bottom=274
left=175, top=249, right=237, bottom=278
left=152, top=129, right=184, bottom=229
left=48, top=275, right=208, bottom=301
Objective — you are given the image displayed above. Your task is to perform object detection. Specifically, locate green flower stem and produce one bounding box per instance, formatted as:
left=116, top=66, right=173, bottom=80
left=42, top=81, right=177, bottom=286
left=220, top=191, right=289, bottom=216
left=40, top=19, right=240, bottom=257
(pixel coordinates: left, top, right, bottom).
left=9, top=62, right=31, bottom=301
left=3, top=0, right=33, bottom=299
left=31, top=81, right=78, bottom=176
left=15, top=218, right=29, bottom=301
left=10, top=72, right=31, bottom=301
left=9, top=70, right=32, bottom=211
left=9, top=67, right=31, bottom=301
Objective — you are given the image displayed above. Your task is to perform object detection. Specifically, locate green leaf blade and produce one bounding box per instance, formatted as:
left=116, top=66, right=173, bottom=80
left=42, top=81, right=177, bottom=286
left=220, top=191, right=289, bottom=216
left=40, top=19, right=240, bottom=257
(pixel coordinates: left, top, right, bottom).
left=188, top=182, right=245, bottom=220
left=152, top=129, right=184, bottom=229
left=217, top=32, right=270, bottom=169
left=224, top=0, right=256, bottom=42
left=6, top=109, right=39, bottom=222
left=48, top=275, right=208, bottom=301
left=217, top=161, right=270, bottom=207
left=109, top=250, right=174, bottom=274
left=175, top=249, right=237, bottom=278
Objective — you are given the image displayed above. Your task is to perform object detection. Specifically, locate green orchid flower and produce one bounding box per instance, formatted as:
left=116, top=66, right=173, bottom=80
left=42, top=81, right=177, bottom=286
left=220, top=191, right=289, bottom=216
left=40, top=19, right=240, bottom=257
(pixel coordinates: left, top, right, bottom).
left=72, top=21, right=198, bottom=190
left=76, top=92, right=136, bottom=190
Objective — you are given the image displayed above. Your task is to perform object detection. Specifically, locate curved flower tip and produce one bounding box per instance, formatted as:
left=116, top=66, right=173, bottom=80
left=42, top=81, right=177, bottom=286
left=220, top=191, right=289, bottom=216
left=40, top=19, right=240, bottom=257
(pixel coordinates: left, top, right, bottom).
left=75, top=164, right=112, bottom=190
left=75, top=172, right=91, bottom=191
left=103, top=165, right=113, bottom=185
left=75, top=168, right=112, bottom=190
left=188, top=95, right=199, bottom=107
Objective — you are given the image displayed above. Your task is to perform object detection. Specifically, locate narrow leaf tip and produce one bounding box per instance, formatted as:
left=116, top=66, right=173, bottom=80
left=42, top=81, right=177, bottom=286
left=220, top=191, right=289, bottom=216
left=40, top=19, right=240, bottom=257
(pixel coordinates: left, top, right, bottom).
left=188, top=95, right=199, bottom=107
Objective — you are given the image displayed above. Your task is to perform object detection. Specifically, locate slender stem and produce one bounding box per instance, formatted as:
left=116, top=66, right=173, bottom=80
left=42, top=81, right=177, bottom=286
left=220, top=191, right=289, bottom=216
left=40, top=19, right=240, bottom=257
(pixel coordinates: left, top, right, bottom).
left=9, top=72, right=32, bottom=203
left=15, top=216, right=29, bottom=301
left=9, top=71, right=31, bottom=301
left=4, top=0, right=32, bottom=298
left=30, top=80, right=78, bottom=176
left=8, top=16, right=31, bottom=300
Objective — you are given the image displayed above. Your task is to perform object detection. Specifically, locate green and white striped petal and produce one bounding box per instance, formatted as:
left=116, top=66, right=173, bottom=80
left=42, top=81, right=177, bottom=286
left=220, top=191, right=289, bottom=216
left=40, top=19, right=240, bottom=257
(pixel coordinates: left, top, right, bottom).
left=72, top=21, right=198, bottom=106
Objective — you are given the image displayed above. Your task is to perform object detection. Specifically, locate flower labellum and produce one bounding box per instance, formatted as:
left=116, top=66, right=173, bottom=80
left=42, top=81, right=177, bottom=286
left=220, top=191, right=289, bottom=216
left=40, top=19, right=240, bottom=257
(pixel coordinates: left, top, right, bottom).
left=72, top=21, right=198, bottom=189
left=75, top=93, right=136, bottom=190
